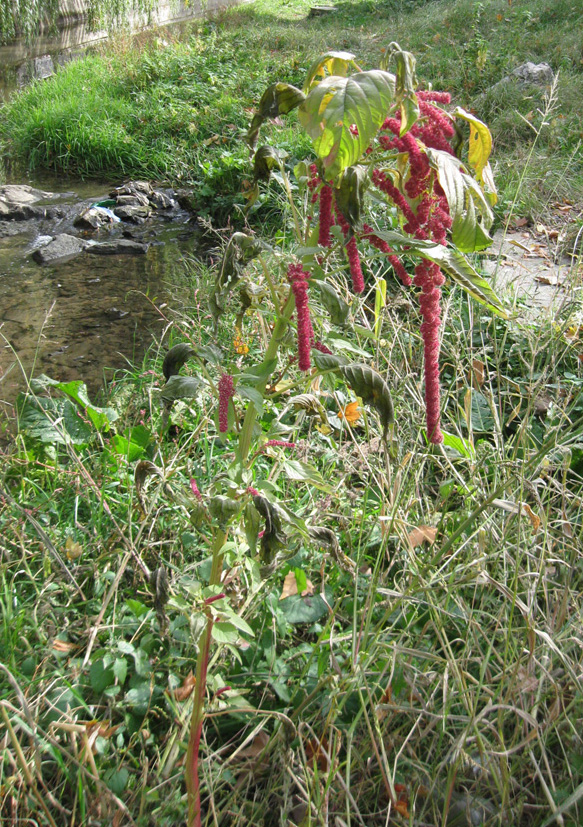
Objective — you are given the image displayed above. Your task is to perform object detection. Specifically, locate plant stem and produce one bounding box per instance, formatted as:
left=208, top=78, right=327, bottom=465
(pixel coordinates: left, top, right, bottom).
left=185, top=528, right=227, bottom=827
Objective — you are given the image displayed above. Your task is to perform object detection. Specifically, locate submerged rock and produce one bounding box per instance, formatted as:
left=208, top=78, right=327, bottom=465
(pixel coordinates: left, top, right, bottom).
left=87, top=239, right=149, bottom=255
left=32, top=233, right=89, bottom=264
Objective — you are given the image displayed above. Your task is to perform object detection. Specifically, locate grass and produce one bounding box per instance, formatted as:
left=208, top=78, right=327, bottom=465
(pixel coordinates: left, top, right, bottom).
left=1, top=1, right=583, bottom=825
left=0, top=0, right=582, bottom=226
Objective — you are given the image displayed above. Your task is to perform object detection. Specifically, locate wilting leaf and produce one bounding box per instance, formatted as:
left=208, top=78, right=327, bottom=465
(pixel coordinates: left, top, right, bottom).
left=196, top=344, right=224, bottom=365
left=339, top=363, right=394, bottom=439
left=380, top=42, right=420, bottom=135
left=288, top=393, right=326, bottom=416
left=471, top=359, right=485, bottom=387
left=160, top=376, right=200, bottom=405
left=307, top=526, right=355, bottom=573
left=169, top=672, right=196, bottom=702
left=315, top=281, right=350, bottom=325
left=338, top=400, right=362, bottom=425
left=376, top=230, right=508, bottom=318
left=208, top=496, right=242, bottom=527
left=426, top=148, right=493, bottom=253
left=135, top=460, right=163, bottom=516
left=253, top=145, right=288, bottom=182
left=247, top=83, right=306, bottom=147
left=150, top=566, right=169, bottom=618
left=334, top=165, right=368, bottom=229
left=303, top=50, right=359, bottom=94
left=407, top=525, right=438, bottom=548
left=65, top=537, right=83, bottom=560
left=454, top=107, right=494, bottom=193
left=252, top=493, right=286, bottom=564
left=212, top=233, right=265, bottom=325
left=299, top=70, right=395, bottom=181
left=162, top=343, right=195, bottom=381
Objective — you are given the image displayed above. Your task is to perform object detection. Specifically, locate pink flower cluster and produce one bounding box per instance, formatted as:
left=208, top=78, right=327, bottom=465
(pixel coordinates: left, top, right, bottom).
left=288, top=263, right=314, bottom=371
left=190, top=478, right=203, bottom=501
left=318, top=184, right=334, bottom=248
left=218, top=374, right=235, bottom=433
left=336, top=211, right=365, bottom=294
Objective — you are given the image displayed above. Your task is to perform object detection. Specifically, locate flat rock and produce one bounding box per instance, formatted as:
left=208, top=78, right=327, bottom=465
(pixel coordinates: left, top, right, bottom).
left=116, top=193, right=150, bottom=207
left=32, top=233, right=89, bottom=264
left=86, top=239, right=149, bottom=255
left=74, top=206, right=119, bottom=230
left=0, top=184, right=54, bottom=206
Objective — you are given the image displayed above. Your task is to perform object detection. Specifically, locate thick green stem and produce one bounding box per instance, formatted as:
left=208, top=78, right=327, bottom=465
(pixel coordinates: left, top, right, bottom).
left=185, top=528, right=227, bottom=827
left=238, top=291, right=296, bottom=462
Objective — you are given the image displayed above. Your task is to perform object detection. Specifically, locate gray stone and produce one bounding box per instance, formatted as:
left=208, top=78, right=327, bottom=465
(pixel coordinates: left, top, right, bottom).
left=32, top=233, right=88, bottom=264
left=116, top=193, right=150, bottom=207
left=511, top=61, right=554, bottom=87
left=114, top=205, right=152, bottom=224
left=110, top=181, right=152, bottom=198
left=86, top=239, right=149, bottom=255
left=74, top=206, right=119, bottom=229
left=149, top=190, right=177, bottom=210
left=33, top=55, right=55, bottom=80
left=0, top=185, right=54, bottom=205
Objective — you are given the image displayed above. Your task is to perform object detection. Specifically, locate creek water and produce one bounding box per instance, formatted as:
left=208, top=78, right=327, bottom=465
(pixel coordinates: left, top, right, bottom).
left=0, top=177, right=203, bottom=423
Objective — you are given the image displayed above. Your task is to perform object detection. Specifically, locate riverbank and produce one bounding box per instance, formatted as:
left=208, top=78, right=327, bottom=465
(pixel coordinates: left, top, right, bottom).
left=1, top=0, right=582, bottom=229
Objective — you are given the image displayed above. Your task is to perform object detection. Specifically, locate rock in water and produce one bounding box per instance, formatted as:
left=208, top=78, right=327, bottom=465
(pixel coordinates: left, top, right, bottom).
left=86, top=239, right=149, bottom=255
left=32, top=234, right=89, bottom=264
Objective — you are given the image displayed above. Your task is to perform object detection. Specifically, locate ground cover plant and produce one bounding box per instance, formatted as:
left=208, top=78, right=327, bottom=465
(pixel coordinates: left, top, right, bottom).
left=2, top=19, right=583, bottom=825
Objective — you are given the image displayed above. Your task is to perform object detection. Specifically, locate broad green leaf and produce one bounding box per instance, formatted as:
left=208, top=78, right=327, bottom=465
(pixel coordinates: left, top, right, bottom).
left=312, top=349, right=348, bottom=371
left=238, top=385, right=264, bottom=413
left=299, top=71, right=395, bottom=181
left=90, top=659, right=115, bottom=694
left=467, top=389, right=495, bottom=432
left=284, top=460, right=333, bottom=493
left=454, top=107, right=494, bottom=190
left=380, top=42, right=420, bottom=135
left=426, top=148, right=493, bottom=253
left=212, top=622, right=240, bottom=644
left=240, top=358, right=278, bottom=385
left=279, top=586, right=334, bottom=625
left=247, top=83, right=306, bottom=147
left=334, top=164, right=368, bottom=229
left=339, top=363, right=394, bottom=439
left=219, top=607, right=255, bottom=637
left=163, top=343, right=195, bottom=381
left=17, top=395, right=92, bottom=446
left=303, top=50, right=359, bottom=94
left=161, top=376, right=201, bottom=405
left=315, top=280, right=349, bottom=325
left=29, top=375, right=118, bottom=431
left=441, top=431, right=475, bottom=459
left=208, top=496, right=242, bottom=526
left=107, top=768, right=129, bottom=796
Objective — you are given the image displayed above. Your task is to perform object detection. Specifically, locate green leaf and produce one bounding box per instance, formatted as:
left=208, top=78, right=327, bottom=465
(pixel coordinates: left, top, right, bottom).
left=283, top=460, right=333, bottom=493
left=315, top=281, right=349, bottom=325
left=303, top=50, right=358, bottom=94
left=312, top=349, right=348, bottom=371
left=340, top=363, right=394, bottom=438
left=163, top=343, right=195, bottom=381
left=240, top=358, right=278, bottom=385
left=18, top=395, right=92, bottom=446
left=441, top=431, right=475, bottom=459
left=29, top=376, right=118, bottom=431
left=90, top=659, right=115, bottom=694
left=469, top=390, right=495, bottom=432
left=211, top=622, right=240, bottom=644
left=208, top=496, right=242, bottom=527
left=374, top=277, right=387, bottom=339
left=247, top=83, right=306, bottom=147
left=426, top=148, right=494, bottom=253
left=238, top=385, right=264, bottom=413
left=219, top=608, right=255, bottom=637
left=113, top=658, right=128, bottom=686
left=253, top=145, right=288, bottom=183
left=279, top=587, right=334, bottom=625
left=106, top=768, right=129, bottom=796
left=294, top=568, right=308, bottom=594
left=299, top=70, right=395, bottom=181
left=333, top=164, right=368, bottom=229
left=160, top=376, right=201, bottom=405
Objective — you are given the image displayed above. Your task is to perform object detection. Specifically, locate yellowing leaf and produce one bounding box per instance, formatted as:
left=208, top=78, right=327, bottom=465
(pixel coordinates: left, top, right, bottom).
left=338, top=400, right=362, bottom=425
left=52, top=639, right=77, bottom=653
left=65, top=536, right=83, bottom=560
left=454, top=107, right=494, bottom=192
left=471, top=359, right=485, bottom=387
left=407, top=526, right=438, bottom=548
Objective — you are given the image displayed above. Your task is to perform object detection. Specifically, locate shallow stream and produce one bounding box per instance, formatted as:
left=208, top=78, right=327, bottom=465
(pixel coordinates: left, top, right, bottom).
left=0, top=177, right=202, bottom=421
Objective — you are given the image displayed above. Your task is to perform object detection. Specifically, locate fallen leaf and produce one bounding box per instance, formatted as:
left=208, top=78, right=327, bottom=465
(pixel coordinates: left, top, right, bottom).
left=280, top=571, right=314, bottom=600
left=338, top=400, right=362, bottom=425
left=304, top=736, right=332, bottom=771
left=238, top=730, right=270, bottom=760
left=52, top=639, right=77, bottom=653
left=407, top=526, right=438, bottom=548
left=535, top=274, right=561, bottom=286
left=535, top=223, right=546, bottom=234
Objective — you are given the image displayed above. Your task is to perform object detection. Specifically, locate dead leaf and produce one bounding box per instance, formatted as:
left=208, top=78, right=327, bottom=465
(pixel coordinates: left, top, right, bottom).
left=471, top=359, right=485, bottom=387
left=491, top=499, right=541, bottom=531
left=304, top=736, right=331, bottom=771
left=535, top=273, right=560, bottom=286
left=238, top=730, right=270, bottom=760
left=52, top=639, right=77, bottom=653
left=65, top=536, right=83, bottom=560
left=407, top=526, right=438, bottom=548
left=522, top=503, right=541, bottom=533
left=280, top=571, right=314, bottom=600
left=169, top=672, right=196, bottom=702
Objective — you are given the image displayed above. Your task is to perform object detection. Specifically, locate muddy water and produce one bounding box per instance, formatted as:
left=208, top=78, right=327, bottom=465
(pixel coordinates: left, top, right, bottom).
left=0, top=178, right=202, bottom=421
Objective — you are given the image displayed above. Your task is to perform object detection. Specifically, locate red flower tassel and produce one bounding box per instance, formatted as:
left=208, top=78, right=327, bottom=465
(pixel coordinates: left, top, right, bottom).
left=218, top=374, right=235, bottom=433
